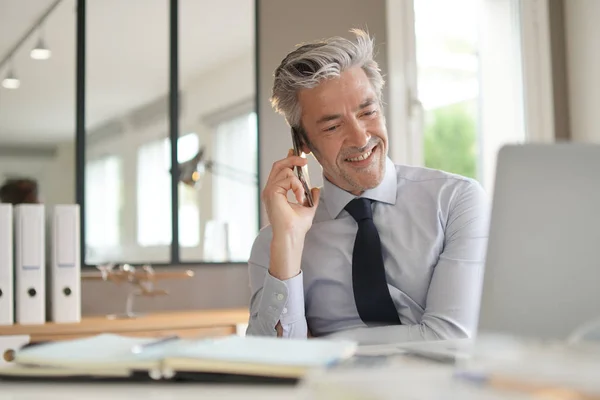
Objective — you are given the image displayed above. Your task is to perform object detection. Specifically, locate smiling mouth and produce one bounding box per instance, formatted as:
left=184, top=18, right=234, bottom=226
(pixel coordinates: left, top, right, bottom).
left=345, top=145, right=376, bottom=162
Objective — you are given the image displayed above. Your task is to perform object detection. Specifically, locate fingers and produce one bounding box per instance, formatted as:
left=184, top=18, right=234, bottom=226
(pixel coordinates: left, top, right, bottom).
left=262, top=149, right=319, bottom=211
left=263, top=149, right=309, bottom=205
left=266, top=150, right=308, bottom=186
left=271, top=164, right=295, bottom=184
left=271, top=175, right=306, bottom=205
left=268, top=157, right=305, bottom=184
left=261, top=168, right=294, bottom=203
left=265, top=171, right=321, bottom=209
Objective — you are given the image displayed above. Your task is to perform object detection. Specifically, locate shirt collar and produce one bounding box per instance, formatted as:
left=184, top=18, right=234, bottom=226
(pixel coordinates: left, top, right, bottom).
left=322, top=156, right=397, bottom=219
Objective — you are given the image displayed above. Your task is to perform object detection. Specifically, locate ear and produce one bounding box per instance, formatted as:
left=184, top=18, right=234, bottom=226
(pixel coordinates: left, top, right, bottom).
left=301, top=142, right=311, bottom=155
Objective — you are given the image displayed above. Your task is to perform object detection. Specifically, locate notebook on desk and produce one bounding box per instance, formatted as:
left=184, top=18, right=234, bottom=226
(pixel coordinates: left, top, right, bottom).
left=0, top=334, right=357, bottom=384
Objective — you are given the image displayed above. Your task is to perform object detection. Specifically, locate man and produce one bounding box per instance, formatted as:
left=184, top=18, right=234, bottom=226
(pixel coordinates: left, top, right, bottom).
left=246, top=30, right=489, bottom=344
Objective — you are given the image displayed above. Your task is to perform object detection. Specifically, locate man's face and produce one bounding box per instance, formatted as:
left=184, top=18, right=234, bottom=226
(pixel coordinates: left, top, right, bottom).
left=298, top=67, right=388, bottom=195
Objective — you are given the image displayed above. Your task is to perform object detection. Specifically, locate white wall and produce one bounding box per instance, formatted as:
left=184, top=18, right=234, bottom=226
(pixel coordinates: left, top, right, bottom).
left=0, top=155, right=52, bottom=199
left=82, top=263, right=250, bottom=316
left=564, top=0, right=600, bottom=142
left=0, top=141, right=76, bottom=207
left=45, top=142, right=76, bottom=206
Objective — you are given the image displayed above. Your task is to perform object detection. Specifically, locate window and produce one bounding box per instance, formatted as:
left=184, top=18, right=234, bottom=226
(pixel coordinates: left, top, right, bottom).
left=136, top=138, right=172, bottom=247
left=387, top=0, right=531, bottom=193
left=80, top=0, right=256, bottom=266
left=414, top=0, right=481, bottom=180
left=136, top=133, right=200, bottom=247
left=210, top=112, right=258, bottom=262
left=85, top=155, right=122, bottom=263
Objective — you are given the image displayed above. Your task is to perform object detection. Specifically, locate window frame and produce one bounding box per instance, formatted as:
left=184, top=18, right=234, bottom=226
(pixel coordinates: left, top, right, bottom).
left=75, top=0, right=260, bottom=268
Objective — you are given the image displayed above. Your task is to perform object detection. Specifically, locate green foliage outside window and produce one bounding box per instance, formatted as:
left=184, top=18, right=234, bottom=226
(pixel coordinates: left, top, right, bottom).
left=423, top=101, right=478, bottom=180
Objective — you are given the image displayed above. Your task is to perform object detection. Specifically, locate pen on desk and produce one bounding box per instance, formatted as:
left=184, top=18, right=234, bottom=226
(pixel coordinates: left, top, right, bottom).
left=131, top=335, right=179, bottom=354
left=454, top=371, right=600, bottom=400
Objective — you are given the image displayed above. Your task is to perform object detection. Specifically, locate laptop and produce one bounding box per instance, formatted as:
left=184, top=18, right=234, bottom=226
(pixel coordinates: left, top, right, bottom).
left=476, top=143, right=600, bottom=341
left=376, top=143, right=600, bottom=362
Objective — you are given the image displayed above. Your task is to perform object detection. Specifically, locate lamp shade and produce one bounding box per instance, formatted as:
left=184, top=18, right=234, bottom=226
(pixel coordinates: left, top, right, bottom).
left=30, top=37, right=51, bottom=60
left=2, top=68, right=20, bottom=89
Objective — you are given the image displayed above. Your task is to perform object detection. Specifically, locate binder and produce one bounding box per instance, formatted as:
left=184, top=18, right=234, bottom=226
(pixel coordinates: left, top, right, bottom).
left=0, top=204, right=13, bottom=326
left=14, top=204, right=45, bottom=325
left=49, top=205, right=81, bottom=323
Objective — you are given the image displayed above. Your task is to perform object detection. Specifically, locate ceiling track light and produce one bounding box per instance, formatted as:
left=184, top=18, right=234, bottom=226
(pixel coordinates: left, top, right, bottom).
left=0, top=0, right=63, bottom=89
left=31, top=35, right=51, bottom=60
left=2, top=66, right=20, bottom=90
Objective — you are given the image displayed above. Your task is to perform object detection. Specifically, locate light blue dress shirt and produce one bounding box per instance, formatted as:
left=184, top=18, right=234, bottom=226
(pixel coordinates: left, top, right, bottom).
left=246, top=157, right=490, bottom=344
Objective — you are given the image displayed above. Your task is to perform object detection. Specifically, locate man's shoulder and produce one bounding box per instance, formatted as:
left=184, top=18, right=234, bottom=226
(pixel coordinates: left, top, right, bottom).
left=393, top=164, right=481, bottom=192
left=392, top=164, right=487, bottom=211
left=394, top=163, right=473, bottom=183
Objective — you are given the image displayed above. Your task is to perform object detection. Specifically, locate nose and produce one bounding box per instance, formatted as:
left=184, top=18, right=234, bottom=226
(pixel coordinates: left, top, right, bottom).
left=345, top=118, right=370, bottom=148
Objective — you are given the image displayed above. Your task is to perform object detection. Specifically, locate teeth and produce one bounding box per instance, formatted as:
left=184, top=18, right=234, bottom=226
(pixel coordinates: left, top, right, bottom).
left=347, top=150, right=372, bottom=162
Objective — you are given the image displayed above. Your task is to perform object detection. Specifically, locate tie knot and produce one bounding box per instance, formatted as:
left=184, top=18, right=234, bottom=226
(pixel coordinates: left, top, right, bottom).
left=344, top=198, right=373, bottom=222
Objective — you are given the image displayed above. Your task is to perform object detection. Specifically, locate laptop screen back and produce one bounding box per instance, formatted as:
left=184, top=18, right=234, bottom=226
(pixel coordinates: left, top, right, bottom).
left=477, top=144, right=600, bottom=340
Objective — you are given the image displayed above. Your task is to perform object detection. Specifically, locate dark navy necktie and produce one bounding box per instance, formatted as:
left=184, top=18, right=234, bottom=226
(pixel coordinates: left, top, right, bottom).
left=345, top=198, right=401, bottom=326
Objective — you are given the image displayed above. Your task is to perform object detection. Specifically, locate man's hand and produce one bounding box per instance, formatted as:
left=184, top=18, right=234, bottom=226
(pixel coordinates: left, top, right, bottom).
left=263, top=150, right=320, bottom=280
left=263, top=149, right=320, bottom=236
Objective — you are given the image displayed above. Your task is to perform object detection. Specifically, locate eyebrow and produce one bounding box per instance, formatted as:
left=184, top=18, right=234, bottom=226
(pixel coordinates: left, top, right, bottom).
left=358, top=98, right=377, bottom=109
left=315, top=98, right=378, bottom=125
left=316, top=114, right=342, bottom=125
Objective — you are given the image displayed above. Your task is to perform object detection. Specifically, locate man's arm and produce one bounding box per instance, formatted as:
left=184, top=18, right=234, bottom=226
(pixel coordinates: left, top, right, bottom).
left=245, top=151, right=320, bottom=338
left=245, top=260, right=307, bottom=338
left=328, top=180, right=490, bottom=344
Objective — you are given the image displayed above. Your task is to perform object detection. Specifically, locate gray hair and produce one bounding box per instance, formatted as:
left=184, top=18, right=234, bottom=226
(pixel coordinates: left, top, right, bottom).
left=270, top=29, right=384, bottom=130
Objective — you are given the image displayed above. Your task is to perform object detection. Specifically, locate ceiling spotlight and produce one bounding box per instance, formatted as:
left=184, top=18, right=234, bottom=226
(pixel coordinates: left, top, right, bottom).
left=30, top=36, right=51, bottom=60
left=2, top=68, right=20, bottom=89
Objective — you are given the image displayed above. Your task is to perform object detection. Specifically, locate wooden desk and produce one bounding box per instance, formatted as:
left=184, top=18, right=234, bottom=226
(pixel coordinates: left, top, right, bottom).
left=0, top=308, right=249, bottom=342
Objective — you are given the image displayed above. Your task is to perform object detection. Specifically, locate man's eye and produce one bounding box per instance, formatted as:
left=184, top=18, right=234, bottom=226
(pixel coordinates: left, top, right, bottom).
left=363, top=110, right=377, bottom=117
left=324, top=125, right=339, bottom=132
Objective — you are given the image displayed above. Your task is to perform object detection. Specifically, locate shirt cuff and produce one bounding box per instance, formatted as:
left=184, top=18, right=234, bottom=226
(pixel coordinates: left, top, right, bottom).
left=259, top=271, right=306, bottom=326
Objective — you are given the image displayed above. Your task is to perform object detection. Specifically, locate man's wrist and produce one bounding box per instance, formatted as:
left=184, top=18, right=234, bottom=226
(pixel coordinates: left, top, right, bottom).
left=269, top=269, right=301, bottom=281
left=269, top=231, right=305, bottom=280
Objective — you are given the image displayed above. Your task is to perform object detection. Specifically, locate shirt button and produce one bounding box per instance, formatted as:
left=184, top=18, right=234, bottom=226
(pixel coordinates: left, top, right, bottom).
left=276, top=293, right=284, bottom=301
left=282, top=307, right=288, bottom=314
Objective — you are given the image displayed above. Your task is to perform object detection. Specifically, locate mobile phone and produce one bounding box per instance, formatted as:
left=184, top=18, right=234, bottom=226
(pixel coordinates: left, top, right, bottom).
left=291, top=127, right=314, bottom=207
